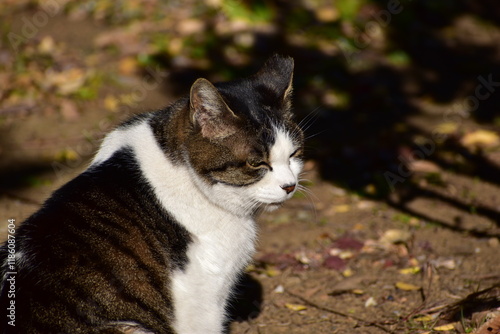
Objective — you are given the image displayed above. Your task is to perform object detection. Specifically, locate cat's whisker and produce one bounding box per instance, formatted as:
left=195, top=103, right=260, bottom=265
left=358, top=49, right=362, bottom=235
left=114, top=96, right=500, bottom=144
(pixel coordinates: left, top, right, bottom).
left=295, top=184, right=319, bottom=224
left=297, top=106, right=321, bottom=131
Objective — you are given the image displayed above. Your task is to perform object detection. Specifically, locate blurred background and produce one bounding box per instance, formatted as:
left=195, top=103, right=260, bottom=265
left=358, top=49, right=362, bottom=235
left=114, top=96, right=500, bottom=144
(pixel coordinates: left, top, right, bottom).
left=1, top=1, right=500, bottom=332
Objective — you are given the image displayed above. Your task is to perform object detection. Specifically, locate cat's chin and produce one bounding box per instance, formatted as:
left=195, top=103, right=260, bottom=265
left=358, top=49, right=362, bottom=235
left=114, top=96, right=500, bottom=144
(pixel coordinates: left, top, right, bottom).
left=264, top=202, right=285, bottom=212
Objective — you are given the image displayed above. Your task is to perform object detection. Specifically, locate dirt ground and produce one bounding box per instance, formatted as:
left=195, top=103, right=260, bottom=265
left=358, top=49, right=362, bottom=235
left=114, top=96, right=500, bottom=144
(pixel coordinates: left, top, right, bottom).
left=1, top=2, right=500, bottom=334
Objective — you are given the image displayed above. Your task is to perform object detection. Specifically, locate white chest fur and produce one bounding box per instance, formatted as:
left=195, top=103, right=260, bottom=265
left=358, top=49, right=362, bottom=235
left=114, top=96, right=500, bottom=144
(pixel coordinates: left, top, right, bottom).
left=93, top=121, right=257, bottom=333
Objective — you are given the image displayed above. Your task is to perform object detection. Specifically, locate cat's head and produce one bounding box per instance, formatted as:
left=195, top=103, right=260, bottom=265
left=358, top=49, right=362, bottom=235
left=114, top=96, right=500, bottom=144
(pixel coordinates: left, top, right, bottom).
left=185, top=55, right=304, bottom=215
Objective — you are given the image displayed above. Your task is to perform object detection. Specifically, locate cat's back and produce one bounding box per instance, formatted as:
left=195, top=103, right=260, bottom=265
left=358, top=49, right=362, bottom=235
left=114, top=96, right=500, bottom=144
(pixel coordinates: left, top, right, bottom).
left=0, top=131, right=192, bottom=333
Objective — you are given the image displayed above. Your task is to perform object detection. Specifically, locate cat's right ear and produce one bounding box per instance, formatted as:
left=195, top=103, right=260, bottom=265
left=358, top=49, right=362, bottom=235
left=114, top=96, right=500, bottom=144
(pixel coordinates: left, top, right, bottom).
left=190, top=78, right=238, bottom=140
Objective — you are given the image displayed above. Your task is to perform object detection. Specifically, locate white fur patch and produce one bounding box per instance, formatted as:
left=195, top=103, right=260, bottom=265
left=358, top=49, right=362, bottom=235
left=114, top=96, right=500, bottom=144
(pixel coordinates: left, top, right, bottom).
left=248, top=127, right=302, bottom=210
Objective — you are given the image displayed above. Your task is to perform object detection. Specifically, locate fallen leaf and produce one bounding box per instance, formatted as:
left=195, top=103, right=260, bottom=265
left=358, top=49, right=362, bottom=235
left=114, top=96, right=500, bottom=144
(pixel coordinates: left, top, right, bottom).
left=409, top=160, right=441, bottom=173
left=413, top=315, right=436, bottom=322
left=44, top=68, right=87, bottom=95
left=342, top=268, right=354, bottom=277
left=285, top=303, right=307, bottom=311
left=315, top=6, right=340, bottom=22
left=461, top=129, right=500, bottom=150
left=379, top=229, right=412, bottom=245
left=395, top=282, right=421, bottom=291
left=119, top=57, right=139, bottom=75
left=364, top=296, right=377, bottom=307
left=104, top=95, right=120, bottom=112
left=333, top=237, right=364, bottom=250
left=332, top=204, right=350, bottom=213
left=54, top=148, right=79, bottom=162
left=323, top=255, right=346, bottom=271
left=177, top=18, right=205, bottom=35
left=475, top=311, right=500, bottom=334
left=38, top=36, right=56, bottom=54
left=435, top=122, right=458, bottom=135
left=433, top=323, right=457, bottom=331
left=273, top=285, right=284, bottom=294
left=399, top=267, right=421, bottom=275
left=339, top=250, right=354, bottom=260
left=264, top=266, right=280, bottom=277
left=329, top=275, right=375, bottom=296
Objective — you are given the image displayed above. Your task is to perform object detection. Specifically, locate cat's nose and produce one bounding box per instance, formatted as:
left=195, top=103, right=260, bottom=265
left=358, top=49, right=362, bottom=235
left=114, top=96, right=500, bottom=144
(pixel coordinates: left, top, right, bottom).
left=281, top=183, right=296, bottom=194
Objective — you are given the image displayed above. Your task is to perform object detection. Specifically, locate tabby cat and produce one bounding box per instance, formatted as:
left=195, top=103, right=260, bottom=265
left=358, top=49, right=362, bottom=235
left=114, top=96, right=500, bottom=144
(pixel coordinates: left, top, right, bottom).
left=0, top=55, right=303, bottom=334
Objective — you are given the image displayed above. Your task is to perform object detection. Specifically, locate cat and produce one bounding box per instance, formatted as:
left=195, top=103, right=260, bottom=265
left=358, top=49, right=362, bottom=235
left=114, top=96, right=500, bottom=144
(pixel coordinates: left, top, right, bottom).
left=0, top=54, right=304, bottom=334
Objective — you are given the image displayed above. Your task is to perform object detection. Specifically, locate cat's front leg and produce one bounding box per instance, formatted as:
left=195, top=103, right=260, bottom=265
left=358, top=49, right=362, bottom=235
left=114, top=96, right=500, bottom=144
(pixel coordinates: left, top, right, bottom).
left=173, top=297, right=227, bottom=334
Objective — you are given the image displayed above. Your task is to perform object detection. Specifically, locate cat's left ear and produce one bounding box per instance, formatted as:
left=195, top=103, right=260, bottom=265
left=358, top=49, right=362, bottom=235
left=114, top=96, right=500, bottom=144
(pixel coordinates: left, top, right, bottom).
left=256, top=55, right=294, bottom=110
left=190, top=78, right=239, bottom=140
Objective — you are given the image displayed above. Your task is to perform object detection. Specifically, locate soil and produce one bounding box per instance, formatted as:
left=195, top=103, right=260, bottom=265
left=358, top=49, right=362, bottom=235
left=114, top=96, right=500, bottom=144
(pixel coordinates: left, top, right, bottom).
left=1, top=5, right=499, bottom=334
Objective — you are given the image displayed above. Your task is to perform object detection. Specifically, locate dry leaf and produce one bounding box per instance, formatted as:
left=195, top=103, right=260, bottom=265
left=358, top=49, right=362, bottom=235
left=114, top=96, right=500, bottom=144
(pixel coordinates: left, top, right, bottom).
left=413, top=314, right=436, bottom=322
left=264, top=266, right=280, bottom=277
left=395, top=282, right=421, bottom=291
left=45, top=68, right=87, bottom=95
left=399, top=267, right=421, bottom=275
left=435, top=122, right=458, bottom=135
left=433, top=323, right=457, bottom=331
left=332, top=204, right=350, bottom=213
left=285, top=303, right=307, bottom=311
left=38, top=36, right=56, bottom=54
left=364, top=296, right=377, bottom=307
left=315, top=6, right=340, bottom=22
left=379, top=229, right=412, bottom=245
left=475, top=311, right=500, bottom=334
left=177, top=18, right=205, bottom=35
left=104, top=95, right=120, bottom=112
left=461, top=130, right=500, bottom=150
left=323, top=255, right=346, bottom=270
left=119, top=57, right=139, bottom=75
left=409, top=160, right=441, bottom=173
left=342, top=268, right=354, bottom=277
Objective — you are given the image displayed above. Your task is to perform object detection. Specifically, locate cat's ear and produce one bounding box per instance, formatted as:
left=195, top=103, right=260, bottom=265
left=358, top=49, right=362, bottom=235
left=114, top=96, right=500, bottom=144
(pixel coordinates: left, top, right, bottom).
left=256, top=55, right=294, bottom=109
left=190, top=78, right=238, bottom=139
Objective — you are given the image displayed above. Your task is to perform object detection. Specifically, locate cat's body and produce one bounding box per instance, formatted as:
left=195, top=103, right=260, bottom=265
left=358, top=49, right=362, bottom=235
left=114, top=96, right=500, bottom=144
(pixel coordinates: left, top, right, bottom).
left=0, top=55, right=303, bottom=334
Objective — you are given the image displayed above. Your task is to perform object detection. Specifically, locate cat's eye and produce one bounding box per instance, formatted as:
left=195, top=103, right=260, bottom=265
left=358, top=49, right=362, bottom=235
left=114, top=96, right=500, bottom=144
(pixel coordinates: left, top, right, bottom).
left=290, top=149, right=302, bottom=158
left=247, top=160, right=269, bottom=169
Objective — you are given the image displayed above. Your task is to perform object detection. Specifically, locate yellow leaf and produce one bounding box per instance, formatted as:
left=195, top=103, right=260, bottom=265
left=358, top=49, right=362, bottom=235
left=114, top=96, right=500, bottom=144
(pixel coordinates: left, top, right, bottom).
left=435, top=122, right=458, bottom=135
left=264, top=266, right=280, bottom=277
left=395, top=282, right=421, bottom=291
left=399, top=267, right=421, bottom=275
left=118, top=57, right=138, bottom=75
left=433, top=323, right=456, bottom=331
left=285, top=303, right=307, bottom=311
left=315, top=6, right=340, bottom=22
left=104, top=95, right=119, bottom=112
left=38, top=36, right=55, bottom=54
left=461, top=130, right=500, bottom=149
left=342, top=268, right=354, bottom=277
left=413, top=315, right=435, bottom=322
left=333, top=204, right=350, bottom=213
left=380, top=229, right=412, bottom=245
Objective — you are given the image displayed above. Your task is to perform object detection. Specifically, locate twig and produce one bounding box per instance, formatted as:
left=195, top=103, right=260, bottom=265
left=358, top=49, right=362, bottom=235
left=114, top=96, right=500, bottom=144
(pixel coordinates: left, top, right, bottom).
left=284, top=289, right=394, bottom=333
